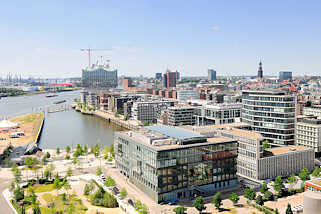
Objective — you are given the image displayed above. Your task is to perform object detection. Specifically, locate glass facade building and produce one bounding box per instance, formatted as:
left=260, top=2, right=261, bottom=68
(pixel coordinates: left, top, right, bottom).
left=115, top=126, right=238, bottom=202
left=82, top=64, right=118, bottom=88
left=241, top=90, right=296, bottom=145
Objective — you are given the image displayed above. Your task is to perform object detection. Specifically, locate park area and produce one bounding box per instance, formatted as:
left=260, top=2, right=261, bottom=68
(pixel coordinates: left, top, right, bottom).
left=0, top=113, right=44, bottom=147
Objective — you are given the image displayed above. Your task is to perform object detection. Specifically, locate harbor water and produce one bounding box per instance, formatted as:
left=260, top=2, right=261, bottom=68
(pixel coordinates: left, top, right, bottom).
left=0, top=91, right=123, bottom=149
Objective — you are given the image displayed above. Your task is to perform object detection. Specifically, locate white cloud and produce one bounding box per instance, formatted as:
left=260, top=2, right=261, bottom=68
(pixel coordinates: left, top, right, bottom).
left=211, top=26, right=220, bottom=31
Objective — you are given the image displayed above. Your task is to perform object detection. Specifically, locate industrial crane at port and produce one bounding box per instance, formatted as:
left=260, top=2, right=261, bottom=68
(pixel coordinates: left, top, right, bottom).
left=80, top=48, right=111, bottom=67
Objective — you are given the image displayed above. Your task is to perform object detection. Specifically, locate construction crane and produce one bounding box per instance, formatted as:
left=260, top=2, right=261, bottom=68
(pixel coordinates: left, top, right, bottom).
left=80, top=48, right=111, bottom=67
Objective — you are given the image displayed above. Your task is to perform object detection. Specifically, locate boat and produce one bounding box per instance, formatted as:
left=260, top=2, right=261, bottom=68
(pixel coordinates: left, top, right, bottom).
left=46, top=94, right=58, bottom=98
left=53, top=100, right=66, bottom=104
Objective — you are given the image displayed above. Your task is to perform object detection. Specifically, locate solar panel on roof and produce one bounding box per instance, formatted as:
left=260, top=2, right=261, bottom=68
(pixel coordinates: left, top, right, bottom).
left=145, top=125, right=203, bottom=140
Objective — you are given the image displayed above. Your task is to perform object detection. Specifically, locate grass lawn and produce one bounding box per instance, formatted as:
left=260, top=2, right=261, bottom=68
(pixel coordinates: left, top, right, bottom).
left=41, top=193, right=87, bottom=214
left=33, top=184, right=55, bottom=193
left=11, top=113, right=43, bottom=124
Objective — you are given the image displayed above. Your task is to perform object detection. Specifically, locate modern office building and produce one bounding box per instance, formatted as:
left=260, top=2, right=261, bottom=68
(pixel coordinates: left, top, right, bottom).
left=82, top=63, right=118, bottom=88
left=177, top=90, right=199, bottom=101
left=155, top=73, right=162, bottom=80
left=296, top=117, right=321, bottom=154
left=176, top=71, right=180, bottom=81
left=183, top=123, right=314, bottom=182
left=132, top=101, right=175, bottom=123
left=195, top=103, right=242, bottom=126
left=279, top=71, right=292, bottom=82
left=241, top=90, right=296, bottom=145
left=257, top=61, right=263, bottom=79
left=303, top=107, right=321, bottom=118
left=114, top=125, right=238, bottom=202
left=208, top=69, right=216, bottom=81
left=167, top=106, right=197, bottom=126
left=257, top=146, right=314, bottom=179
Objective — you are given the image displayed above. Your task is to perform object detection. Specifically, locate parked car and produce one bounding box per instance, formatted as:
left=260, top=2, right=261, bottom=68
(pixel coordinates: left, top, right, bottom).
left=113, top=186, right=120, bottom=195
left=168, top=199, right=177, bottom=205
left=128, top=199, right=134, bottom=206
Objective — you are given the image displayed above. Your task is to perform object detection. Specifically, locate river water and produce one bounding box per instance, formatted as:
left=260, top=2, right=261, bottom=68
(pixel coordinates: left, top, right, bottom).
left=0, top=91, right=123, bottom=149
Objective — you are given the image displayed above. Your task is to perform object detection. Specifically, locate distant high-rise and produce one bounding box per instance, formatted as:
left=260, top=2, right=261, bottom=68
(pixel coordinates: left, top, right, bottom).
left=155, top=73, right=162, bottom=80
left=163, top=70, right=177, bottom=88
left=208, top=69, right=216, bottom=81
left=257, top=61, right=263, bottom=79
left=279, top=71, right=292, bottom=82
left=175, top=71, right=180, bottom=81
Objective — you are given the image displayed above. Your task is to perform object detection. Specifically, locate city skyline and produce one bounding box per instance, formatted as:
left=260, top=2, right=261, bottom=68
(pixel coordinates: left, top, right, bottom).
left=1, top=0, right=321, bottom=78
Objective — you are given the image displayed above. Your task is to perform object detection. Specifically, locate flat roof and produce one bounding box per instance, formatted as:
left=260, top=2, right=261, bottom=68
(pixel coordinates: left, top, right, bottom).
left=206, top=122, right=250, bottom=129
left=266, top=146, right=311, bottom=156
left=225, top=128, right=263, bottom=140
left=144, top=125, right=203, bottom=140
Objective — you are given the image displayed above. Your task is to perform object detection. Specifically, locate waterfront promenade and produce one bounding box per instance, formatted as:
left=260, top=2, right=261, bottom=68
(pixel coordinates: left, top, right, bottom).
left=94, top=110, right=139, bottom=130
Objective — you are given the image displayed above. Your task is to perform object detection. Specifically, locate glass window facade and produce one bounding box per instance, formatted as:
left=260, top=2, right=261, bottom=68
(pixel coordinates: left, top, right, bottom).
left=115, top=132, right=238, bottom=202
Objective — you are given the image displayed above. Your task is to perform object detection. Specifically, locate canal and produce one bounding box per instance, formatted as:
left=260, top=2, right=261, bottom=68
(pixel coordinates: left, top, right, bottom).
left=0, top=91, right=123, bottom=149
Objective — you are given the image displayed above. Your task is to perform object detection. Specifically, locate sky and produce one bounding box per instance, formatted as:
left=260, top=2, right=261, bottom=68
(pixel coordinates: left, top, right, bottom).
left=1, top=0, right=321, bottom=78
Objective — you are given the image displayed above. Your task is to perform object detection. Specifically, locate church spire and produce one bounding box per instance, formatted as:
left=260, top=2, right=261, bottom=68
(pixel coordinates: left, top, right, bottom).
left=258, top=60, right=263, bottom=79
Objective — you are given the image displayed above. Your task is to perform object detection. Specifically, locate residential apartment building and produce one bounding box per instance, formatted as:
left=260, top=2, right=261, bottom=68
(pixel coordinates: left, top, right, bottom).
left=177, top=90, right=199, bottom=101
left=132, top=101, right=175, bottom=123
left=167, top=106, right=196, bottom=126
left=82, top=63, right=118, bottom=88
left=195, top=103, right=242, bottom=126
left=242, top=90, right=296, bottom=145
left=114, top=125, right=238, bottom=202
left=296, top=117, right=321, bottom=154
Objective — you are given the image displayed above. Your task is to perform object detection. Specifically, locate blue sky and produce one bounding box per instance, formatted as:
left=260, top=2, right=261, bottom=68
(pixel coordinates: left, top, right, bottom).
left=1, top=0, right=321, bottom=78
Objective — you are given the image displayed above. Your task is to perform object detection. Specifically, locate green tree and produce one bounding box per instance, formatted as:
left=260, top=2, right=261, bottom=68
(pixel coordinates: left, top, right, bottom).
left=120, top=188, right=127, bottom=199
left=286, top=203, right=293, bottom=214
left=13, top=167, right=22, bottom=184
left=228, top=192, right=239, bottom=205
left=299, top=168, right=310, bottom=181
left=66, top=167, right=72, bottom=177
left=193, top=196, right=206, bottom=213
left=66, top=146, right=71, bottom=153
left=260, top=183, right=268, bottom=194
left=4, top=157, right=10, bottom=167
left=273, top=176, right=284, bottom=196
left=9, top=181, right=16, bottom=193
left=275, top=208, right=280, bottom=214
left=263, top=191, right=274, bottom=201
left=96, top=167, right=102, bottom=176
left=56, top=147, right=60, bottom=155
left=288, top=174, right=297, bottom=190
left=212, top=192, right=222, bottom=209
left=256, top=195, right=264, bottom=206
left=83, top=144, right=88, bottom=155
left=105, top=176, right=115, bottom=187
left=311, top=166, right=321, bottom=177
left=173, top=206, right=187, bottom=214
left=244, top=188, right=256, bottom=200
left=53, top=174, right=61, bottom=195
left=45, top=152, right=51, bottom=159
left=14, top=186, right=24, bottom=201
left=262, top=140, right=271, bottom=150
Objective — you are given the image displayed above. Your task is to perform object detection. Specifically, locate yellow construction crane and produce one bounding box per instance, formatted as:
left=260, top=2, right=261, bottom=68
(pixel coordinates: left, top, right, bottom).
left=80, top=48, right=111, bottom=67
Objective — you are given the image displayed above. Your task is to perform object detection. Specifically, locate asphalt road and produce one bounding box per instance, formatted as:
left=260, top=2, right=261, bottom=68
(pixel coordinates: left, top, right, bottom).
left=0, top=178, right=14, bottom=214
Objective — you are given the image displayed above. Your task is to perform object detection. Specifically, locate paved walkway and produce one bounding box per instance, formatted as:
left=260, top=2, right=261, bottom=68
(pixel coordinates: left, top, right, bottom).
left=0, top=178, right=15, bottom=214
